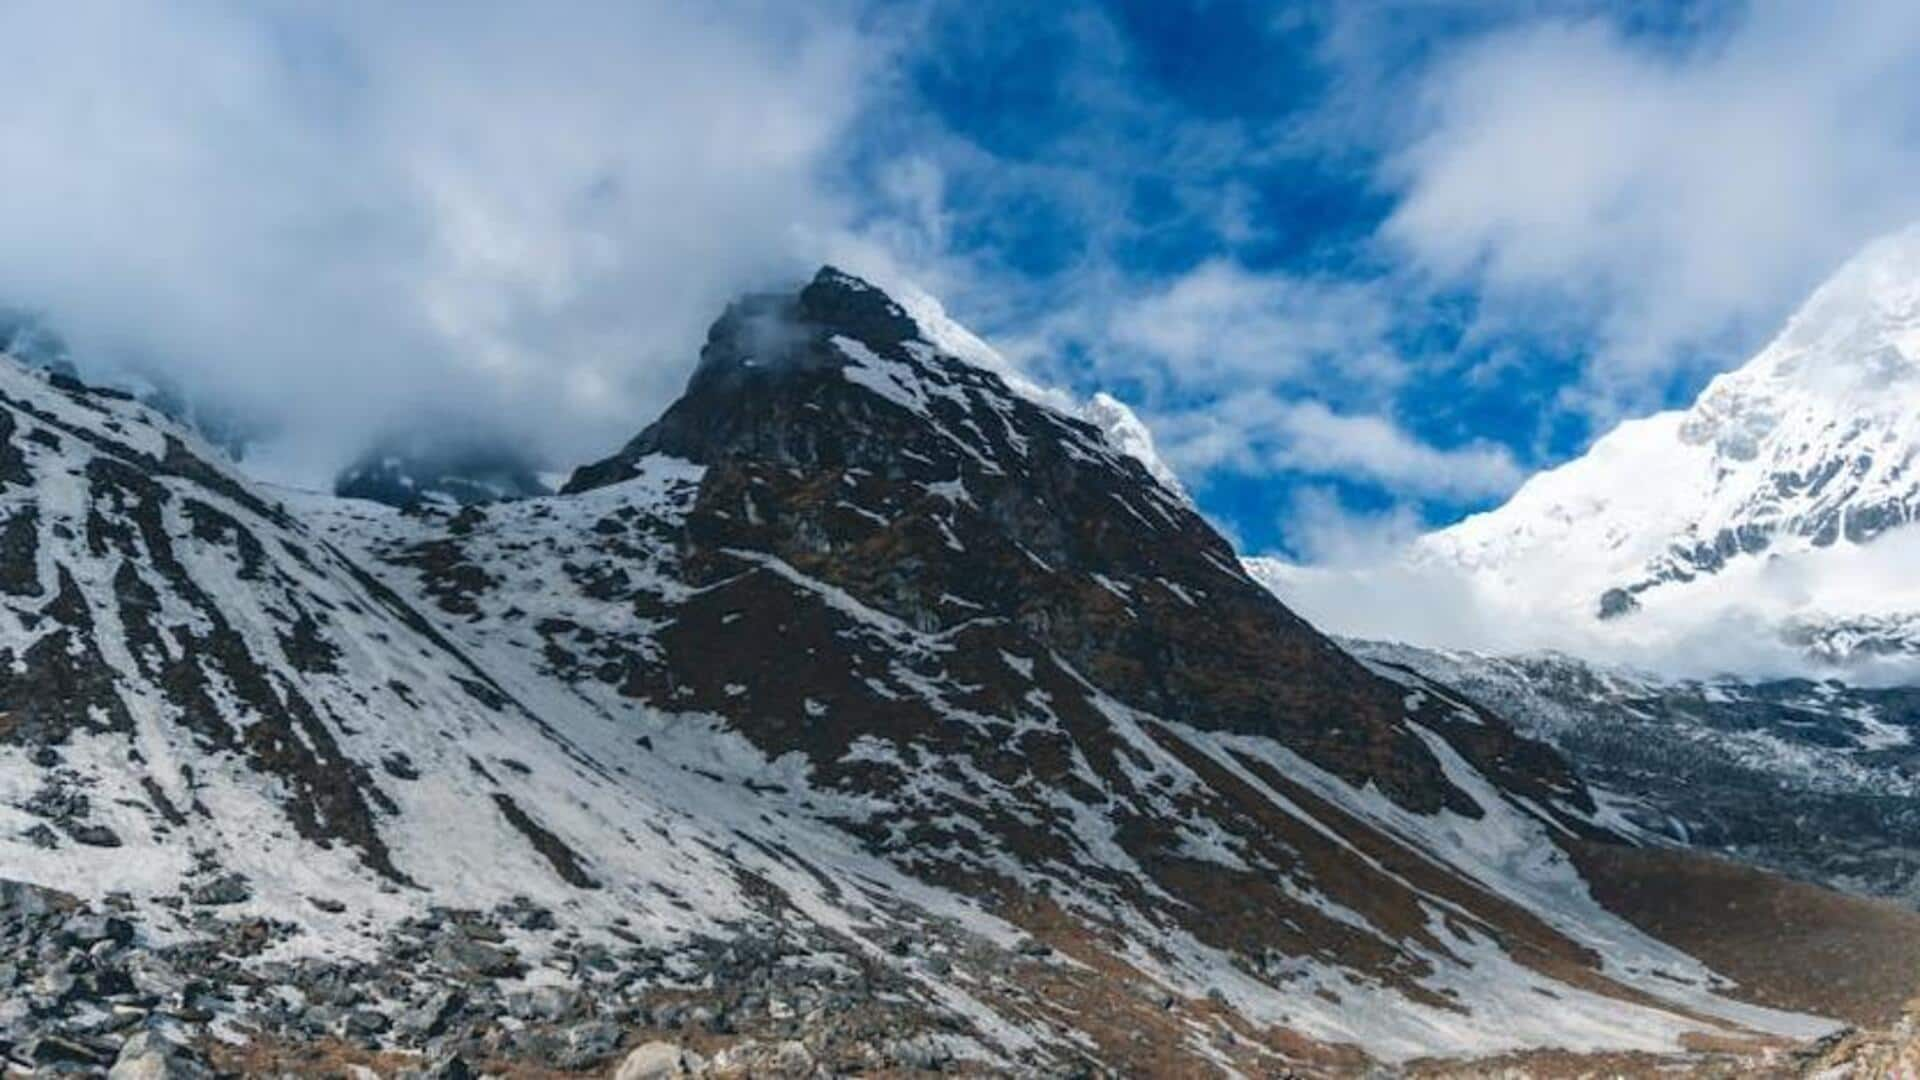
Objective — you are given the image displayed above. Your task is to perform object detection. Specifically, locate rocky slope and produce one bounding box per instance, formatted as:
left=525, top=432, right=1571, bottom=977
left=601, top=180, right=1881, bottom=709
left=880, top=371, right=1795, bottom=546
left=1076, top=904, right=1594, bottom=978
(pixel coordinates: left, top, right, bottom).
left=1, top=270, right=1913, bottom=1075
left=1342, top=640, right=1920, bottom=908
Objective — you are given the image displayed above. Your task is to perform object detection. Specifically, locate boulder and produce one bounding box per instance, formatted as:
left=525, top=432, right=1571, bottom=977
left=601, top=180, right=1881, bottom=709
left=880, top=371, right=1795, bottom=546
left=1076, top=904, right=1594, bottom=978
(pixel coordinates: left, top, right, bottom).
left=109, top=1031, right=210, bottom=1079
left=612, top=1040, right=706, bottom=1079
left=185, top=875, right=250, bottom=907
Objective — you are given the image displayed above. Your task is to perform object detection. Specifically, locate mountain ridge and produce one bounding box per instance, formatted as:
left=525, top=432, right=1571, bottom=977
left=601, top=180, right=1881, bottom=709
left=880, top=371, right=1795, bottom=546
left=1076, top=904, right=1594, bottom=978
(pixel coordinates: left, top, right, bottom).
left=1257, top=224, right=1920, bottom=679
left=0, top=268, right=1910, bottom=1074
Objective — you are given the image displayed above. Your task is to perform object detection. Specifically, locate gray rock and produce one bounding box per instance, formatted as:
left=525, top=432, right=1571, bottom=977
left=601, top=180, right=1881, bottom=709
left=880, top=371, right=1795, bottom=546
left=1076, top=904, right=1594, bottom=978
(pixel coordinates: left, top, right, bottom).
left=397, top=988, right=465, bottom=1041
left=553, top=1019, right=621, bottom=1068
left=344, top=1008, right=391, bottom=1037
left=26, top=1032, right=112, bottom=1070
left=62, top=913, right=134, bottom=946
left=506, top=984, right=580, bottom=1023
left=432, top=935, right=521, bottom=979
left=66, top=822, right=123, bottom=848
left=109, top=1031, right=209, bottom=1080
left=0, top=877, right=72, bottom=917
left=185, top=875, right=249, bottom=906
left=883, top=1034, right=952, bottom=1071
left=410, top=1054, right=476, bottom=1080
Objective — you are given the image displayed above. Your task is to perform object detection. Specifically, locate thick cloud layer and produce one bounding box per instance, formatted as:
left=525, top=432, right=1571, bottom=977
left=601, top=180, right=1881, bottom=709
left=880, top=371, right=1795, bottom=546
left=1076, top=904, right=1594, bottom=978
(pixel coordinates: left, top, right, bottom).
left=0, top=1, right=873, bottom=484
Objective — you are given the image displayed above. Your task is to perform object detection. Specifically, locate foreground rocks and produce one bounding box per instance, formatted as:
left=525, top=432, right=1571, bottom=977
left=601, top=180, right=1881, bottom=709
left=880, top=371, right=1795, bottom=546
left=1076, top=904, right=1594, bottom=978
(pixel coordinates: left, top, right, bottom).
left=0, top=877, right=1022, bottom=1077
left=8, top=867, right=1920, bottom=1078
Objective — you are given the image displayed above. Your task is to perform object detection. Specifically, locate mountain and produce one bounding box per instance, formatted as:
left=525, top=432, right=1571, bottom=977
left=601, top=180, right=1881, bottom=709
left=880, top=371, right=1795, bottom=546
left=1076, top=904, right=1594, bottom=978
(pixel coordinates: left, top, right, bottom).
left=3, top=270, right=1917, bottom=1076
left=1344, top=640, right=1920, bottom=907
left=1396, top=225, right=1920, bottom=670
left=334, top=431, right=551, bottom=510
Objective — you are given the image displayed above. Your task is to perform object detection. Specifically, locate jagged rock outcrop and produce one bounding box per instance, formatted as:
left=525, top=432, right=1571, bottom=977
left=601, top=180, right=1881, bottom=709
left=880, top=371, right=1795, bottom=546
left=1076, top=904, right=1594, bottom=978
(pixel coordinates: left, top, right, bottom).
left=1793, top=999, right=1920, bottom=1078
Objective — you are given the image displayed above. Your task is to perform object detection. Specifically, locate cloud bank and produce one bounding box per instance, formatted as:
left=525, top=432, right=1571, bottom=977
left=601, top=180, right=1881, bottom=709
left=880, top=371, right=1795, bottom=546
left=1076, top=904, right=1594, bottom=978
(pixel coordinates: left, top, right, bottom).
left=0, top=0, right=875, bottom=484
left=1383, top=0, right=1920, bottom=415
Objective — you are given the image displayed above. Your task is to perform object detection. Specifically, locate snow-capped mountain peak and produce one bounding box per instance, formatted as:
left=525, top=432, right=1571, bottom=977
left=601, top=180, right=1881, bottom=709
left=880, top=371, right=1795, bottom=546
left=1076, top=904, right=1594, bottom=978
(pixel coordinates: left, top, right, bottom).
left=1385, top=225, right=1920, bottom=668
left=564, top=266, right=1188, bottom=509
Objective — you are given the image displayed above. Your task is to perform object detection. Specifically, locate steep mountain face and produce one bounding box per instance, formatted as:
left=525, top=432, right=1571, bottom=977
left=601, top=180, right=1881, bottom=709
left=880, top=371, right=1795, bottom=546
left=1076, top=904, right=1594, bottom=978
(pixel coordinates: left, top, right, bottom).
left=1407, top=225, right=1920, bottom=666
left=315, top=270, right=1870, bottom=1061
left=556, top=268, right=1496, bottom=815
left=2, top=271, right=1910, bottom=1074
left=1345, top=640, right=1920, bottom=907
left=0, top=359, right=853, bottom=931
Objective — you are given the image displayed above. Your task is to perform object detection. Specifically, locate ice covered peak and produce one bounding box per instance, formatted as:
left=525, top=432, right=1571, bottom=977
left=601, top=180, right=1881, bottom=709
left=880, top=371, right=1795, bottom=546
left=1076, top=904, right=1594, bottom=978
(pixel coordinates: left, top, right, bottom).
left=1366, top=221, right=1920, bottom=672
left=1776, top=222, right=1920, bottom=365
left=1679, top=223, right=1920, bottom=456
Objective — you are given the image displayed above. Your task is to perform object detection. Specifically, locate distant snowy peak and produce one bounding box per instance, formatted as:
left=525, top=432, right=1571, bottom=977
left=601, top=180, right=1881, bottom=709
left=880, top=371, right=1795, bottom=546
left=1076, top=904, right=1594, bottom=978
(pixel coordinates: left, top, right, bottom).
left=334, top=431, right=550, bottom=510
left=1416, top=224, right=1920, bottom=659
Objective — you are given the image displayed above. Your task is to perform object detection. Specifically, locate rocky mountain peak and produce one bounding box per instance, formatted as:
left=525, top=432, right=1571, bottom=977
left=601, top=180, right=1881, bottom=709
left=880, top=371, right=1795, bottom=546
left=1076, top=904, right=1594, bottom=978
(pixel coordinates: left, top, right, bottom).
left=795, top=264, right=925, bottom=348
left=564, top=267, right=1164, bottom=501
left=552, top=268, right=1591, bottom=823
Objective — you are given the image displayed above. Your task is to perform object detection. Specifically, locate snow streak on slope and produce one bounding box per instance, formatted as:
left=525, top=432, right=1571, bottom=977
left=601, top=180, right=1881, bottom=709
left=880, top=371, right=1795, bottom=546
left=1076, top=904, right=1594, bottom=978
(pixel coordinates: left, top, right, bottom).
left=0, top=362, right=1032, bottom=994
left=313, top=469, right=1832, bottom=1062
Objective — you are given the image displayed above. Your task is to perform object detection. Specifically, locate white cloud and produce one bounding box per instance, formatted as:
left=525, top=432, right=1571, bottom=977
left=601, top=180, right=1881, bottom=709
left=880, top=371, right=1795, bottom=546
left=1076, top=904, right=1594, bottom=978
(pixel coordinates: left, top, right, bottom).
left=1157, top=392, right=1523, bottom=500
left=1276, top=486, right=1430, bottom=567
left=1107, top=260, right=1402, bottom=389
left=0, top=0, right=877, bottom=484
left=1383, top=2, right=1920, bottom=410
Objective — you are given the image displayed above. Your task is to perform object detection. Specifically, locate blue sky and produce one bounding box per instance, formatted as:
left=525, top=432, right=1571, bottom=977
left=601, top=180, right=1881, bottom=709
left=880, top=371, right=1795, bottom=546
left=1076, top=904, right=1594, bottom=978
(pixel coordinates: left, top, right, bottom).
left=828, top=0, right=1845, bottom=554
left=4, top=1, right=1920, bottom=558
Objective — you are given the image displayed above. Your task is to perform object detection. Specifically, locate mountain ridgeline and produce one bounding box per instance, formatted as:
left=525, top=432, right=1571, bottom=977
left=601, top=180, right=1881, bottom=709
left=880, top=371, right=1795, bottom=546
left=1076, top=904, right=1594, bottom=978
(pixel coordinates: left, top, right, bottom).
left=1, top=268, right=1916, bottom=1075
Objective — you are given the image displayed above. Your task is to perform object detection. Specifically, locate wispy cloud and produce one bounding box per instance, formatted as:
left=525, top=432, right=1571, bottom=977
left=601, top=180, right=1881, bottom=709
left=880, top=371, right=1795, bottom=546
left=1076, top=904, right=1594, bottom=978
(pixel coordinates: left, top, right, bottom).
left=1107, top=261, right=1403, bottom=392
left=1157, top=393, right=1522, bottom=501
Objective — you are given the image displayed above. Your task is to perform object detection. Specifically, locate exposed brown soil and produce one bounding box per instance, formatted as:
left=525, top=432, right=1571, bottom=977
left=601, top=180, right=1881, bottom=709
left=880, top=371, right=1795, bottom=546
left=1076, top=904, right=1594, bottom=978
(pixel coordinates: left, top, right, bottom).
left=984, top=891, right=1371, bottom=1078
left=1571, top=842, right=1920, bottom=1028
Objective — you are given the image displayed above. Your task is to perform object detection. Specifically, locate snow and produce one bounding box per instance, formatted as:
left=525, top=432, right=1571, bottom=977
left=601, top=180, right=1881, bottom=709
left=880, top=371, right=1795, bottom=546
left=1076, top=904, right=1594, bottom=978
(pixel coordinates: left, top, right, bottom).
left=1081, top=392, right=1189, bottom=503
left=844, top=274, right=1193, bottom=507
